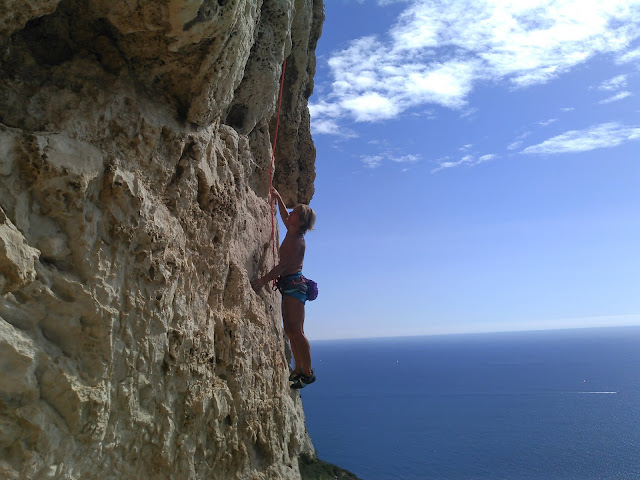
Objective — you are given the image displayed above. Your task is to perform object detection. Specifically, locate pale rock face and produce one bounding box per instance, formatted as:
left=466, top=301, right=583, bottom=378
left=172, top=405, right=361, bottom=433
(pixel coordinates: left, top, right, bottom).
left=0, top=0, right=324, bottom=479
left=0, top=207, right=40, bottom=294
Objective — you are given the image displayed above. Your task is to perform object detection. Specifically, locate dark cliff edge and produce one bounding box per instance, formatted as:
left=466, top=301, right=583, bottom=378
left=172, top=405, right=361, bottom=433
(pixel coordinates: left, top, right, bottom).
left=300, top=453, right=363, bottom=480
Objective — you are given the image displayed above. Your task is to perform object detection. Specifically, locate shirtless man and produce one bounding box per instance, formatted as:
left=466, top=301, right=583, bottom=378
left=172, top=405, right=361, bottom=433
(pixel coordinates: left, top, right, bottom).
left=251, top=187, right=317, bottom=389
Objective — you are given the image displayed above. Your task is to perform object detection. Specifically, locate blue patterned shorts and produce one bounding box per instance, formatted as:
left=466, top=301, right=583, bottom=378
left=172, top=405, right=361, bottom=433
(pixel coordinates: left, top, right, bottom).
left=276, top=272, right=309, bottom=304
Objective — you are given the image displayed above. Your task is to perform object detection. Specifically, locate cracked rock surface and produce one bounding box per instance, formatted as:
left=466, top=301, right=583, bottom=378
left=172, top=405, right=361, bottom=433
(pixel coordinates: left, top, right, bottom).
left=0, top=1, right=324, bottom=478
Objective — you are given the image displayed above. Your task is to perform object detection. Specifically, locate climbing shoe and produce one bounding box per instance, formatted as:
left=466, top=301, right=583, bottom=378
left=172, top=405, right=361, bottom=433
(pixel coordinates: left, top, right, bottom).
left=290, top=370, right=315, bottom=389
left=289, top=370, right=303, bottom=382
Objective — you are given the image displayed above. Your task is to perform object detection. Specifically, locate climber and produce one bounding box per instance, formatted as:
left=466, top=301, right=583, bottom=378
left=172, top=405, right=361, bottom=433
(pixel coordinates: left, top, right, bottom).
left=251, top=186, right=317, bottom=389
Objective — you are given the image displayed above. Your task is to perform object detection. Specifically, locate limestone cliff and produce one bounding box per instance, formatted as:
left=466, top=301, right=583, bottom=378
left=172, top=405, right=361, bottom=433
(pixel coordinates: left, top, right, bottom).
left=0, top=1, right=324, bottom=478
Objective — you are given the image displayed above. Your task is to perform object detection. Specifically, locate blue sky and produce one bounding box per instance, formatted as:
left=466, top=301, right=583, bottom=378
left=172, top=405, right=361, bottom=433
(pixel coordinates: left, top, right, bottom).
left=296, top=0, right=640, bottom=340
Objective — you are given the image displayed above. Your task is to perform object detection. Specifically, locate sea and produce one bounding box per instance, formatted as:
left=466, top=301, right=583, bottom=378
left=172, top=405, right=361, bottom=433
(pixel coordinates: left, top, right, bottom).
left=300, top=326, right=640, bottom=480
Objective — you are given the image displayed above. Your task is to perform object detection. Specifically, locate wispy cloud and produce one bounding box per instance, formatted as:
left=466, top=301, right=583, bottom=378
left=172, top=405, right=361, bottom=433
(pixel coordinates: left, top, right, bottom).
left=360, top=151, right=422, bottom=168
left=432, top=153, right=497, bottom=173
left=361, top=155, right=384, bottom=168
left=376, top=0, right=407, bottom=5
left=521, top=123, right=640, bottom=154
left=459, top=107, right=478, bottom=119
left=478, top=154, right=497, bottom=163
left=599, top=91, right=633, bottom=104
left=508, top=131, right=533, bottom=150
left=539, top=118, right=558, bottom=127
left=616, top=47, right=640, bottom=64
left=391, top=154, right=421, bottom=164
left=592, top=74, right=634, bottom=104
left=598, top=74, right=628, bottom=91
left=311, top=1, right=640, bottom=134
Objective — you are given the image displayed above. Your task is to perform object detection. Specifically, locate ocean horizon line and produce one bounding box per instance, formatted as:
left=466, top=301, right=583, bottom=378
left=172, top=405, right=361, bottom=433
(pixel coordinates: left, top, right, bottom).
left=311, top=323, right=640, bottom=343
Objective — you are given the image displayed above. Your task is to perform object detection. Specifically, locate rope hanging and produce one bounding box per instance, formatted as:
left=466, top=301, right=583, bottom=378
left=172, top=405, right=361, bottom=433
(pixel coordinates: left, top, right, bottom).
left=269, top=58, right=287, bottom=286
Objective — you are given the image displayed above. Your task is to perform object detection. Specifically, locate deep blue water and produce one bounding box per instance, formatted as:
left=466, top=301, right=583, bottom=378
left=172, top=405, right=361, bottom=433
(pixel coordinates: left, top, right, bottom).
left=300, top=326, right=640, bottom=480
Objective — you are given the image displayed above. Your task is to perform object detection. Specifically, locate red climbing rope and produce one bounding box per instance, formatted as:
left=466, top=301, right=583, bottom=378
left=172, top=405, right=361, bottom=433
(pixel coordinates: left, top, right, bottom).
left=269, top=58, right=287, bottom=286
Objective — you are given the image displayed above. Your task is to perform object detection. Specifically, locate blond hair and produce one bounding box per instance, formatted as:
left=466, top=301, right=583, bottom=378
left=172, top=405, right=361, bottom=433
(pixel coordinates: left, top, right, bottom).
left=296, top=204, right=316, bottom=234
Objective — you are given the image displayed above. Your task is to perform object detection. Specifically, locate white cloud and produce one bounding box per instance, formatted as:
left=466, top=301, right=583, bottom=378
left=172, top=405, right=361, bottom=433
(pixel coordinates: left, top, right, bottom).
left=310, top=0, right=640, bottom=134
left=598, top=74, right=628, bottom=91
left=377, top=0, right=410, bottom=5
left=538, top=118, right=558, bottom=126
left=432, top=152, right=497, bottom=173
left=310, top=99, right=354, bottom=136
left=508, top=131, right=532, bottom=150
left=359, top=151, right=422, bottom=168
left=521, top=123, right=640, bottom=154
left=308, top=99, right=342, bottom=118
left=311, top=119, right=341, bottom=136
left=391, top=154, right=421, bottom=163
left=412, top=108, right=437, bottom=120
left=341, top=92, right=401, bottom=122
left=599, top=91, right=632, bottom=104
left=431, top=158, right=469, bottom=173
left=361, top=155, right=384, bottom=168
left=616, top=47, right=640, bottom=64
left=592, top=74, right=632, bottom=104
left=460, top=107, right=478, bottom=118
left=508, top=140, right=523, bottom=151
left=478, top=154, right=497, bottom=163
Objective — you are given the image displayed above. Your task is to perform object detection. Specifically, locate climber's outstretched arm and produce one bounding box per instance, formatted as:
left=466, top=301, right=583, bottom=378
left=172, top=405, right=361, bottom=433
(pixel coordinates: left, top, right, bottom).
left=272, top=187, right=289, bottom=223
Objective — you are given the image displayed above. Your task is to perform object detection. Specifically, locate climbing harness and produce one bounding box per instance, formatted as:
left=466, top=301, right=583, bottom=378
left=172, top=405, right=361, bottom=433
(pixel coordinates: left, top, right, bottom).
left=269, top=58, right=287, bottom=287
left=274, top=273, right=319, bottom=302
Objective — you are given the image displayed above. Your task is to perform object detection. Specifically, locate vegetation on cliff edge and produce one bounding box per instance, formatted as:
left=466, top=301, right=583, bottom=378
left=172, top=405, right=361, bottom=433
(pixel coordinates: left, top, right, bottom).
left=299, top=454, right=362, bottom=480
